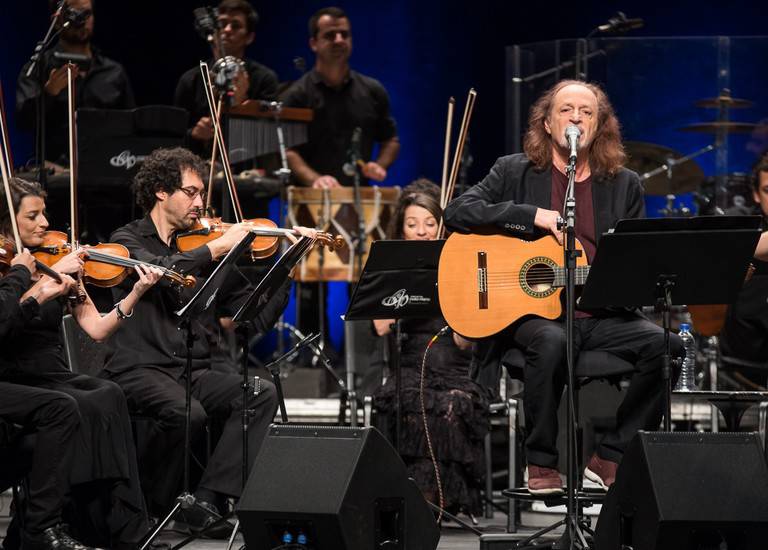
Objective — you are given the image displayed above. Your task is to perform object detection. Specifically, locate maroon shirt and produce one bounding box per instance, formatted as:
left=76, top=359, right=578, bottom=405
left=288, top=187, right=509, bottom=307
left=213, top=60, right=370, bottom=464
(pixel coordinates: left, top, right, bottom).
left=550, top=167, right=595, bottom=317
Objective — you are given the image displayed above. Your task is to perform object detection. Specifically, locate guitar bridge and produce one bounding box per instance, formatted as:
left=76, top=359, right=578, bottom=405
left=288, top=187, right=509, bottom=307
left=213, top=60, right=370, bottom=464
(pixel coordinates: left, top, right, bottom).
left=478, top=251, right=488, bottom=309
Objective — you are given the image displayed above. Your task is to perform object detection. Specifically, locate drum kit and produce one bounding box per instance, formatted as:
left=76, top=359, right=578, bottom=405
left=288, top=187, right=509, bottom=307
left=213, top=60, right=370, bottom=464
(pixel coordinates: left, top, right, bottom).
left=625, top=89, right=763, bottom=216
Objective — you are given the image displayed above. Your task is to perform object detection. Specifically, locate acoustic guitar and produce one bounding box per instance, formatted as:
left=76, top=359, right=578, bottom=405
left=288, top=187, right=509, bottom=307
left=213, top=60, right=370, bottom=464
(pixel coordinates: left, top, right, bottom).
left=437, top=233, right=589, bottom=338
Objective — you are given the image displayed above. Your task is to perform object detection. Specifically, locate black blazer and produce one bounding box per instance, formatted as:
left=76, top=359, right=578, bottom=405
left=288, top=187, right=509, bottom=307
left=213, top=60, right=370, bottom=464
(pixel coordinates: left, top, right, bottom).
left=442, top=153, right=646, bottom=392
left=444, top=153, right=645, bottom=241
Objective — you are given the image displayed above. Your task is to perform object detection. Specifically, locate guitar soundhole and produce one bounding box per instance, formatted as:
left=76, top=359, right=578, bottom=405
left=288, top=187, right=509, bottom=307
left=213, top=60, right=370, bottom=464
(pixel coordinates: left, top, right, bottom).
left=520, top=257, right=558, bottom=298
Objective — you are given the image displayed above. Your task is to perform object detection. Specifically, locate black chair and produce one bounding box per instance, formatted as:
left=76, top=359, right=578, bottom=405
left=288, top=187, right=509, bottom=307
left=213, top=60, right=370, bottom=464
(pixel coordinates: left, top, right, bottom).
left=498, top=346, right=635, bottom=533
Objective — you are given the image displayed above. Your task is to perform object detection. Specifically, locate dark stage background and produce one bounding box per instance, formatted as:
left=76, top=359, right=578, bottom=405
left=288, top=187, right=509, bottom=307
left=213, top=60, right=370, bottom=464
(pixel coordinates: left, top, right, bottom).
left=2, top=0, right=766, bottom=185
left=2, top=0, right=766, bottom=351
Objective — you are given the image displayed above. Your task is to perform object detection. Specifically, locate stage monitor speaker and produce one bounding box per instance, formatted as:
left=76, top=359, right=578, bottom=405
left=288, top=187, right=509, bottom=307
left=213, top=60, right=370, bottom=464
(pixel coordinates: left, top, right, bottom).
left=594, top=431, right=768, bottom=550
left=237, top=424, right=440, bottom=550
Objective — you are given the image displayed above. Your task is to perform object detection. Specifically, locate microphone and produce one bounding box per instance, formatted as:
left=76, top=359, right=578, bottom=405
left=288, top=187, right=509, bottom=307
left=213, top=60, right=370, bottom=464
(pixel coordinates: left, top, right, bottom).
left=565, top=125, right=581, bottom=164
left=61, top=7, right=92, bottom=28
left=597, top=12, right=644, bottom=33
left=342, top=127, right=362, bottom=176
left=193, top=6, right=220, bottom=42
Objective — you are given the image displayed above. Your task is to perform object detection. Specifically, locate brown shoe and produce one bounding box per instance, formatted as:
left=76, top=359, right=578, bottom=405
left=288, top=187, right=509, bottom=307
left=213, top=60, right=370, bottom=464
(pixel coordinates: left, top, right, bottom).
left=527, top=464, right=564, bottom=495
left=584, top=454, right=618, bottom=490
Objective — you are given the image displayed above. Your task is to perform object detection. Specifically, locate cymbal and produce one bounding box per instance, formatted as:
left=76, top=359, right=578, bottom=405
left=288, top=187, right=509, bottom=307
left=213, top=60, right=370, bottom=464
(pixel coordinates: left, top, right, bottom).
left=695, top=96, right=753, bottom=109
left=678, top=122, right=757, bottom=134
left=624, top=141, right=704, bottom=195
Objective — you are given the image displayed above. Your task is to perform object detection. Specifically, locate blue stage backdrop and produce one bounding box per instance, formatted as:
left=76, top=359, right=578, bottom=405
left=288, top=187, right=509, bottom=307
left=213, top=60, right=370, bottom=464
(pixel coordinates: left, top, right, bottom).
left=1, top=0, right=766, bottom=353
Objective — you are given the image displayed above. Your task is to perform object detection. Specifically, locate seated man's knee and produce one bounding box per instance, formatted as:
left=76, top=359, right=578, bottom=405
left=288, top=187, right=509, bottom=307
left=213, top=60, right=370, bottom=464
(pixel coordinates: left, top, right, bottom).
left=157, top=399, right=208, bottom=432
left=40, top=393, right=80, bottom=428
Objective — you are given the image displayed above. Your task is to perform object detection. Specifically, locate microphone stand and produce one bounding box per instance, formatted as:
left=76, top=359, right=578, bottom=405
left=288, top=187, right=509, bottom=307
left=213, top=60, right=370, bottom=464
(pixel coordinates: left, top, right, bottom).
left=343, top=130, right=365, bottom=426
left=25, top=1, right=66, bottom=189
left=562, top=157, right=588, bottom=550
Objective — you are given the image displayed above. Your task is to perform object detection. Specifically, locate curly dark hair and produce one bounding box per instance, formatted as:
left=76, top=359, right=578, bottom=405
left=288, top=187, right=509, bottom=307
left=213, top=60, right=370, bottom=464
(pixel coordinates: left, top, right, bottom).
left=388, top=179, right=442, bottom=239
left=523, top=79, right=626, bottom=177
left=0, top=178, right=47, bottom=238
left=132, top=147, right=206, bottom=214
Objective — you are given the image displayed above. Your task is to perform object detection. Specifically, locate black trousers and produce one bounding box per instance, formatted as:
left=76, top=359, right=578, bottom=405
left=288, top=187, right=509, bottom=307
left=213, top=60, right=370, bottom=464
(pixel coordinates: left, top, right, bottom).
left=104, top=366, right=278, bottom=511
left=513, top=314, right=683, bottom=468
left=0, top=382, right=78, bottom=534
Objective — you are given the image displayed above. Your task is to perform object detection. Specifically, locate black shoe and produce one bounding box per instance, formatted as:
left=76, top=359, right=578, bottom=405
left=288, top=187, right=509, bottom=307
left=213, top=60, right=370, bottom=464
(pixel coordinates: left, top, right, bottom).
left=20, top=527, right=95, bottom=550
left=180, top=500, right=233, bottom=540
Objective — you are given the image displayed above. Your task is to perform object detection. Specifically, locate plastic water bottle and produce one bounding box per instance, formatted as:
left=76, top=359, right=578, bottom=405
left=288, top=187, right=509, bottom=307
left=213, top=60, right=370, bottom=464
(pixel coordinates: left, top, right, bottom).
left=674, top=323, right=697, bottom=391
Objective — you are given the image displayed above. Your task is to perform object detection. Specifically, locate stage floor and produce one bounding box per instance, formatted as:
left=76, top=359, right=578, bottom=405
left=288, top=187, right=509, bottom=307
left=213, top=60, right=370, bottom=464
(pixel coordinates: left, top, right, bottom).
left=1, top=491, right=578, bottom=550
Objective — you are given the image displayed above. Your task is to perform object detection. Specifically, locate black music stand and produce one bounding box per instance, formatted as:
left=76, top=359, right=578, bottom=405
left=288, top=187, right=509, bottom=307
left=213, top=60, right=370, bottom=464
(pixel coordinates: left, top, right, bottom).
left=346, top=239, right=443, bottom=452
left=346, top=239, right=482, bottom=534
left=139, top=232, right=255, bottom=550
left=579, top=216, right=761, bottom=431
left=165, top=236, right=329, bottom=550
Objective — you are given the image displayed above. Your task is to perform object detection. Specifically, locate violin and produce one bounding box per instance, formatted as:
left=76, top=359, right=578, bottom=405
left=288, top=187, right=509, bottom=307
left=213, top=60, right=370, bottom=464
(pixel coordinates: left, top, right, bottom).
left=33, top=230, right=196, bottom=288
left=176, top=216, right=344, bottom=258
left=0, top=235, right=64, bottom=283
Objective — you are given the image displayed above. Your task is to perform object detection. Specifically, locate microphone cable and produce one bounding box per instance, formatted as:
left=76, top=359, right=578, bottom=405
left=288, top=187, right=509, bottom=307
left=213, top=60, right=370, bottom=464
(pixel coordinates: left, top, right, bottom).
left=418, top=325, right=451, bottom=524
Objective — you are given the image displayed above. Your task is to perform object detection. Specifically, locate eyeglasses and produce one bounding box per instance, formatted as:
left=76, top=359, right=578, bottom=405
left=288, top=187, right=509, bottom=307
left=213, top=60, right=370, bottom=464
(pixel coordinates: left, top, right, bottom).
left=178, top=187, right=207, bottom=201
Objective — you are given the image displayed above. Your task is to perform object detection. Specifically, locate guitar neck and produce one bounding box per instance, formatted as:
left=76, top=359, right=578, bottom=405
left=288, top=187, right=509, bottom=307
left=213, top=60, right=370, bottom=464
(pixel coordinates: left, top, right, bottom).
left=553, top=265, right=591, bottom=288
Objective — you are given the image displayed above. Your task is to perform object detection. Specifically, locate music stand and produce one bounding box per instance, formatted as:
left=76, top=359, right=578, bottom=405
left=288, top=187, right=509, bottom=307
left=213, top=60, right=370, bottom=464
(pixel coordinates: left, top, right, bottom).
left=345, top=238, right=485, bottom=533
left=345, top=240, right=444, bottom=454
left=139, top=232, right=256, bottom=550
left=167, top=236, right=334, bottom=550
left=579, top=216, right=761, bottom=430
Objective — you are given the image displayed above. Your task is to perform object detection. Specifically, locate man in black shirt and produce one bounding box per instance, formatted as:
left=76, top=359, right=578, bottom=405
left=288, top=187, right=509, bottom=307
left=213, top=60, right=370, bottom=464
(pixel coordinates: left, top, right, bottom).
left=174, top=0, right=279, bottom=153
left=720, top=154, right=768, bottom=381
left=102, top=147, right=310, bottom=533
left=16, top=0, right=135, bottom=167
left=281, top=6, right=399, bottom=188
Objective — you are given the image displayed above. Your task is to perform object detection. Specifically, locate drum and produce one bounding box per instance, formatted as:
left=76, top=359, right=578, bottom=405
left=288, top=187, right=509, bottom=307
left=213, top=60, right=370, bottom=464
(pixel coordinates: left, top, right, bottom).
left=287, top=185, right=401, bottom=281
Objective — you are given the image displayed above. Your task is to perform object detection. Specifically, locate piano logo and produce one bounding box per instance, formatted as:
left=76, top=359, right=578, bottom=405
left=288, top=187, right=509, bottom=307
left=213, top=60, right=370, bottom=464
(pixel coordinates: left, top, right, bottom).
left=110, top=150, right=147, bottom=170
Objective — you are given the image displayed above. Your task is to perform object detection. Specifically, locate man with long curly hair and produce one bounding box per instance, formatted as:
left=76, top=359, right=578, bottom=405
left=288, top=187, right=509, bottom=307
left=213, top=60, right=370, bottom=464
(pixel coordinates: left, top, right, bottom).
left=444, top=80, right=682, bottom=495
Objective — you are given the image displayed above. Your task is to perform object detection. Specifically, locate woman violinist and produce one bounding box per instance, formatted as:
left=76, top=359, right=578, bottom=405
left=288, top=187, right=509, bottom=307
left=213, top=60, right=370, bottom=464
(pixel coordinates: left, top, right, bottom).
left=0, top=176, right=163, bottom=550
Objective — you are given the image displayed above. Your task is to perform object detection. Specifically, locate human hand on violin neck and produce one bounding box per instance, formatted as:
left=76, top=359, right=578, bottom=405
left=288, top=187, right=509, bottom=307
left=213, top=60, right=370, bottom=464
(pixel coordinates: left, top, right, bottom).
left=129, top=264, right=164, bottom=296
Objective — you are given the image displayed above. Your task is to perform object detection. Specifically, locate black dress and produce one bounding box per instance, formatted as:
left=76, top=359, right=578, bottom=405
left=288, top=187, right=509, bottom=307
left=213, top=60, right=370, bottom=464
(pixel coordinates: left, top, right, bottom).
left=0, top=298, right=148, bottom=549
left=373, top=317, right=490, bottom=514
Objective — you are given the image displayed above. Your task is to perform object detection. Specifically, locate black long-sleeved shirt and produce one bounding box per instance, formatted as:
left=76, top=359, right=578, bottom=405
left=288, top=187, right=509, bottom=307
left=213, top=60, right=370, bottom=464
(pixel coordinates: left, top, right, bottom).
left=16, top=44, right=135, bottom=164
left=0, top=265, right=39, bottom=342
left=104, top=216, right=290, bottom=377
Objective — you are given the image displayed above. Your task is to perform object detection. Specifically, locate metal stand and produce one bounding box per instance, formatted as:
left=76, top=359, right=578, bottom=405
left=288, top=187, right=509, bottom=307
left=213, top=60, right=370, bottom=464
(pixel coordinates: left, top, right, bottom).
left=25, top=1, right=67, bottom=188
left=561, top=159, right=590, bottom=549
left=657, top=276, right=677, bottom=431
left=140, top=319, right=225, bottom=550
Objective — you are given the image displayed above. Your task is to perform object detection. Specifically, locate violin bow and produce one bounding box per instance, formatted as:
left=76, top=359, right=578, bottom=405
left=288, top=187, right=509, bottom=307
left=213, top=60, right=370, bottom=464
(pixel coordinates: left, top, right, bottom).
left=199, top=61, right=243, bottom=223
left=439, top=97, right=455, bottom=211
left=0, top=81, right=24, bottom=253
left=66, top=64, right=87, bottom=302
left=438, top=88, right=477, bottom=239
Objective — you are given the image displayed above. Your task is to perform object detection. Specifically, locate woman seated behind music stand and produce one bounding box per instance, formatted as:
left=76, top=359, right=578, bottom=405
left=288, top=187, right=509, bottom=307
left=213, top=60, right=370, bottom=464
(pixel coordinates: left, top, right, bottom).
left=372, top=179, right=491, bottom=518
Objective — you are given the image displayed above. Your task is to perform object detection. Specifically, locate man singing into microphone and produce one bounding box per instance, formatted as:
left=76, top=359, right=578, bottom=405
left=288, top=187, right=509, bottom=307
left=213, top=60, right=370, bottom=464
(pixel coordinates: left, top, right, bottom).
left=444, top=80, right=682, bottom=495
left=280, top=6, right=399, bottom=189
